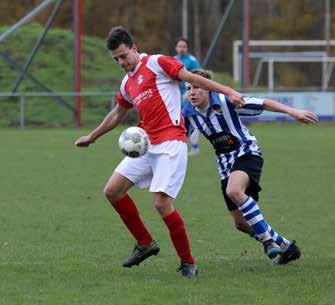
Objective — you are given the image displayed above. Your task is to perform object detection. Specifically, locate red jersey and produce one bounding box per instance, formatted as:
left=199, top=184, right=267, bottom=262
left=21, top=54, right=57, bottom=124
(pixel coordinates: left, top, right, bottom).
left=116, top=54, right=187, bottom=144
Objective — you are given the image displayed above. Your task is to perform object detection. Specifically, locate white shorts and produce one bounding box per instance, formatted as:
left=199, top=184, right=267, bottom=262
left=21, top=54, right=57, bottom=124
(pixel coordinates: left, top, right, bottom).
left=115, top=140, right=187, bottom=198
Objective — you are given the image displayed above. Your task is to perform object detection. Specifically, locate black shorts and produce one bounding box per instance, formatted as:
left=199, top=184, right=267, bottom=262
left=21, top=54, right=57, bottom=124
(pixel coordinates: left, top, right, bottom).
left=221, top=154, right=263, bottom=211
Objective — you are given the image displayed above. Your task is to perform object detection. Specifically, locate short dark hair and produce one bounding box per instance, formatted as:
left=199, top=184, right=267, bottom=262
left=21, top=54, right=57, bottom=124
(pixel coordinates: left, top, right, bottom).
left=175, top=37, right=189, bottom=46
left=190, top=68, right=213, bottom=80
left=106, top=26, right=134, bottom=51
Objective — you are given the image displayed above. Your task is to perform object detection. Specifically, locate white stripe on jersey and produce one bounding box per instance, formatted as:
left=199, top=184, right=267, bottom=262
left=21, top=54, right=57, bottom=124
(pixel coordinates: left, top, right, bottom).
left=236, top=97, right=264, bottom=116
left=210, top=114, right=223, bottom=132
left=146, top=55, right=172, bottom=83
left=146, top=55, right=182, bottom=126
left=188, top=116, right=212, bottom=136
left=218, top=94, right=244, bottom=141
left=244, top=97, right=264, bottom=105
left=119, top=74, right=133, bottom=105
left=237, top=108, right=262, bottom=115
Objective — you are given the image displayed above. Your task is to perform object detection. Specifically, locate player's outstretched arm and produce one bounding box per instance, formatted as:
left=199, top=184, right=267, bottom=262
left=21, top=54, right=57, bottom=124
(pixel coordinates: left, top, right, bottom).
left=263, top=99, right=319, bottom=124
left=178, top=69, right=245, bottom=107
left=74, top=104, right=128, bottom=147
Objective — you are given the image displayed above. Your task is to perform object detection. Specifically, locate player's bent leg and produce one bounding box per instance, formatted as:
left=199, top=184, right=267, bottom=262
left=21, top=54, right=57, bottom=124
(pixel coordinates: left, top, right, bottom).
left=104, top=172, right=157, bottom=268
left=104, top=171, right=134, bottom=205
left=227, top=171, right=281, bottom=260
left=150, top=141, right=196, bottom=277
left=154, top=192, right=197, bottom=278
left=222, top=179, right=259, bottom=239
left=226, top=170, right=250, bottom=204
left=153, top=191, right=175, bottom=218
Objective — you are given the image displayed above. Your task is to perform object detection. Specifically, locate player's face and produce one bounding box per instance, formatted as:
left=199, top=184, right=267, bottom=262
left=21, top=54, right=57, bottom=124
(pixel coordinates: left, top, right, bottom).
left=111, top=43, right=140, bottom=72
left=186, top=84, right=209, bottom=109
left=175, top=41, right=188, bottom=56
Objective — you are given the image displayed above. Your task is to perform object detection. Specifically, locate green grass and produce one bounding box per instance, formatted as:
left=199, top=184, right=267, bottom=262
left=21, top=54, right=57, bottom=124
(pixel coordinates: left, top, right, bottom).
left=0, top=123, right=334, bottom=305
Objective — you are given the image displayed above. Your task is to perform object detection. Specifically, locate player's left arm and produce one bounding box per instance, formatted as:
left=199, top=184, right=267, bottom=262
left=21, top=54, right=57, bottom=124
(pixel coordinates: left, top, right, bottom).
left=178, top=69, right=245, bottom=107
left=263, top=99, right=319, bottom=124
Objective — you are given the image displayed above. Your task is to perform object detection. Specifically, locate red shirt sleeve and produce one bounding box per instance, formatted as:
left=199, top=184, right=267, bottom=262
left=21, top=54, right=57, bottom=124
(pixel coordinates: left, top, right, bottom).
left=116, top=91, right=133, bottom=109
left=157, top=55, right=184, bottom=80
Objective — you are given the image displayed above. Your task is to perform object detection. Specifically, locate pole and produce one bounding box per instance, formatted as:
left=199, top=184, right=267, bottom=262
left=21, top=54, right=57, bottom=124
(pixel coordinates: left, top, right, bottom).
left=12, top=0, right=64, bottom=93
left=0, top=51, right=75, bottom=112
left=0, top=0, right=54, bottom=44
left=193, top=0, right=201, bottom=60
left=242, top=0, right=250, bottom=91
left=182, top=0, right=188, bottom=38
left=324, top=0, right=331, bottom=91
left=268, top=59, right=274, bottom=92
left=74, top=0, right=82, bottom=127
left=325, top=0, right=331, bottom=56
left=20, top=95, right=25, bottom=129
left=202, top=0, right=235, bottom=67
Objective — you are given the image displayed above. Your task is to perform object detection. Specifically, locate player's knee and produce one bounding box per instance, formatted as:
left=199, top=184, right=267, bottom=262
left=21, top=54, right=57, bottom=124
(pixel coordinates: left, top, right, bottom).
left=154, top=201, right=166, bottom=214
left=226, top=187, right=245, bottom=204
left=103, top=186, right=122, bottom=205
left=154, top=201, right=163, bottom=213
left=153, top=196, right=174, bottom=217
left=103, top=186, right=113, bottom=201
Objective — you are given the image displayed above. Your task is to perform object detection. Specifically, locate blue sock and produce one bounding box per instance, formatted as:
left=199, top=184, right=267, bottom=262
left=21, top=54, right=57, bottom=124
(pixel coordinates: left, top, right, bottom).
left=267, top=225, right=291, bottom=251
left=238, top=197, right=272, bottom=243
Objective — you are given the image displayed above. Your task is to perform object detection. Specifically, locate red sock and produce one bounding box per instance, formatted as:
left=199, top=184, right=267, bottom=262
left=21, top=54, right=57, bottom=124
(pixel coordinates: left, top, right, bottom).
left=163, top=209, right=195, bottom=264
left=113, top=194, right=153, bottom=245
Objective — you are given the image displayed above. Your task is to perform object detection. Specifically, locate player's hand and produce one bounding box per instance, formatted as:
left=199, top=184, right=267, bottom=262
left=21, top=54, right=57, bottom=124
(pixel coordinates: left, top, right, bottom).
left=228, top=90, right=245, bottom=108
left=74, top=135, right=95, bottom=147
left=291, top=109, right=319, bottom=124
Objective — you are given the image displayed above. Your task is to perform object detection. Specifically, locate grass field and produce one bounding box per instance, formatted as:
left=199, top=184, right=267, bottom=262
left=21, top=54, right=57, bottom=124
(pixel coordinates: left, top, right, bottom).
left=0, top=123, right=334, bottom=305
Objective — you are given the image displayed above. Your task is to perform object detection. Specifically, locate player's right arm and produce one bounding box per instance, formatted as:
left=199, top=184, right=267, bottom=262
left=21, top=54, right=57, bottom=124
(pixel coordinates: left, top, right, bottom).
left=74, top=103, right=128, bottom=147
left=154, top=55, right=244, bottom=107
left=178, top=69, right=245, bottom=107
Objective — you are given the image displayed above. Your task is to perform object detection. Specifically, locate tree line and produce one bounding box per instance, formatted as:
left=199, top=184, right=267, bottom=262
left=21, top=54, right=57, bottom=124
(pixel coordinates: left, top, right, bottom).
left=1, top=0, right=334, bottom=87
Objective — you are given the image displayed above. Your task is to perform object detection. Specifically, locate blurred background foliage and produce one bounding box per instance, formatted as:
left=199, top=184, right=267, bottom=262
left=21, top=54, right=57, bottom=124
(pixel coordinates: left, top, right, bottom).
left=1, top=0, right=334, bottom=77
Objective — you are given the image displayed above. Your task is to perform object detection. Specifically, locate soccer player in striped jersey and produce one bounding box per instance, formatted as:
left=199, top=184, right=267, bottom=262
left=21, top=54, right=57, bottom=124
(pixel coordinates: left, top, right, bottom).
left=183, top=69, right=318, bottom=264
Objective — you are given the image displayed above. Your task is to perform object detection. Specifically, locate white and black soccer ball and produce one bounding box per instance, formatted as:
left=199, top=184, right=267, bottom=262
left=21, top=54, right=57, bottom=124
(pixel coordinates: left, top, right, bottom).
left=118, top=127, right=150, bottom=158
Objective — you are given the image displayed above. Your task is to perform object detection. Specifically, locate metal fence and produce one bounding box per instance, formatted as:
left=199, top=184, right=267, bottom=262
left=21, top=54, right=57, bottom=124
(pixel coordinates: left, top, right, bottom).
left=0, top=92, right=118, bottom=128
left=1, top=90, right=334, bottom=128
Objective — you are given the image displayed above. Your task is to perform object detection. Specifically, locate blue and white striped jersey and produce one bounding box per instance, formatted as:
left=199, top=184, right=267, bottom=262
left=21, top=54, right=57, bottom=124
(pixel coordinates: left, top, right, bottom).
left=183, top=92, right=264, bottom=180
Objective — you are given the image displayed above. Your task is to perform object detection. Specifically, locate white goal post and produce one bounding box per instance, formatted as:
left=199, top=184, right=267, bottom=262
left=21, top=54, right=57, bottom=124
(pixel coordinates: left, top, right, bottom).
left=233, top=40, right=335, bottom=91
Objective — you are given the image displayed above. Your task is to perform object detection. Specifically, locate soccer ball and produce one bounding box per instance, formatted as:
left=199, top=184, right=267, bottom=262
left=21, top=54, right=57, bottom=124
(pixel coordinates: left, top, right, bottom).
left=118, top=127, right=150, bottom=158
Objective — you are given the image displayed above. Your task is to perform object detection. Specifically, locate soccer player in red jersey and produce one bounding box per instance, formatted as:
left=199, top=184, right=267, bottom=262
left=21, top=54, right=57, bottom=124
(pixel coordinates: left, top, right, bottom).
left=75, top=26, right=244, bottom=278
